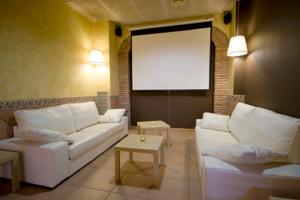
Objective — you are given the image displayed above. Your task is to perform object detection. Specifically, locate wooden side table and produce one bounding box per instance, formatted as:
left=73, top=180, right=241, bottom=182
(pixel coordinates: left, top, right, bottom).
left=137, top=120, right=171, bottom=146
left=114, top=135, right=165, bottom=187
left=0, top=150, right=20, bottom=192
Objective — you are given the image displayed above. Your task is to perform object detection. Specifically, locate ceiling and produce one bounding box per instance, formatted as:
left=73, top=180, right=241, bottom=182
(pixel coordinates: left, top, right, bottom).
left=65, top=0, right=233, bottom=24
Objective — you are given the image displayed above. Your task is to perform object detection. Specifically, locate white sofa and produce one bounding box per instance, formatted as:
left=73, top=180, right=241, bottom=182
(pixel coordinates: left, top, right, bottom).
left=0, top=102, right=128, bottom=188
left=195, top=103, right=300, bottom=200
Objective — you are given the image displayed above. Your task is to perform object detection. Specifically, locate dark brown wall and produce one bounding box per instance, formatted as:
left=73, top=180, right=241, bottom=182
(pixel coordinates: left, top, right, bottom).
left=234, top=0, right=300, bottom=118
left=131, top=91, right=213, bottom=128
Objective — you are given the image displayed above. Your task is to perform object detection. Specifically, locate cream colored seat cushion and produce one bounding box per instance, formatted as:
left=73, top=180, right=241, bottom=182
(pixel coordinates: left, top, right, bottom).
left=14, top=104, right=76, bottom=134
left=68, top=123, right=124, bottom=159
left=263, top=164, right=300, bottom=178
left=195, top=127, right=239, bottom=176
left=195, top=127, right=239, bottom=153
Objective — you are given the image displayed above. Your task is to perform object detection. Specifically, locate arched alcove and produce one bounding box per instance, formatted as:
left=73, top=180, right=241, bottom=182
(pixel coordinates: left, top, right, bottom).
left=118, top=27, right=229, bottom=124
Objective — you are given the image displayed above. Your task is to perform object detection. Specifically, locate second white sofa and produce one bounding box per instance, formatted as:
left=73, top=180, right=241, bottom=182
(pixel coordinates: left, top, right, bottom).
left=0, top=101, right=128, bottom=188
left=195, top=103, right=300, bottom=200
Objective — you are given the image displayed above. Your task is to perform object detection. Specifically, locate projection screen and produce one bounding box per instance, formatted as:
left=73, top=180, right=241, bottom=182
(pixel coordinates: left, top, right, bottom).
left=132, top=25, right=211, bottom=90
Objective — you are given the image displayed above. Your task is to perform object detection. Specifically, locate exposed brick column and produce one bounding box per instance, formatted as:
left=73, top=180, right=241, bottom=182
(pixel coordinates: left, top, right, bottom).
left=212, top=27, right=229, bottom=114
left=118, top=38, right=131, bottom=124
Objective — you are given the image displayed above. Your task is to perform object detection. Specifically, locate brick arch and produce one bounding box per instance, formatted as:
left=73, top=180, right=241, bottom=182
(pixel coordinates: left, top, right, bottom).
left=118, top=27, right=229, bottom=124
left=118, top=37, right=132, bottom=123
left=211, top=27, right=229, bottom=114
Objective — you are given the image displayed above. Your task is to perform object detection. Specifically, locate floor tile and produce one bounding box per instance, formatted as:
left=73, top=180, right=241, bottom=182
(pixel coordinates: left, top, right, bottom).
left=189, top=155, right=200, bottom=183
left=146, top=177, right=188, bottom=200
left=188, top=182, right=202, bottom=200
left=19, top=185, right=76, bottom=200
left=65, top=187, right=109, bottom=200
left=90, top=151, right=130, bottom=172
left=62, top=165, right=94, bottom=186
left=79, top=168, right=117, bottom=192
left=113, top=173, right=152, bottom=198
left=0, top=193, right=26, bottom=200
left=107, top=192, right=145, bottom=200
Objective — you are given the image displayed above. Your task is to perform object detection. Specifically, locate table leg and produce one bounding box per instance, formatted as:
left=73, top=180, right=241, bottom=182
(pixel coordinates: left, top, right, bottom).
left=153, top=152, right=159, bottom=187
left=115, top=149, right=120, bottom=183
left=129, top=151, right=133, bottom=163
left=138, top=126, right=142, bottom=135
left=164, top=128, right=170, bottom=147
left=11, top=157, right=20, bottom=192
left=160, top=145, right=165, bottom=166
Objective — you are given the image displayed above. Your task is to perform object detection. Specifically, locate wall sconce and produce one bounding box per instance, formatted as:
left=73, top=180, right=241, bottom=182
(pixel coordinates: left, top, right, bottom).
left=227, top=1, right=248, bottom=57
left=227, top=35, right=248, bottom=57
left=89, top=49, right=104, bottom=65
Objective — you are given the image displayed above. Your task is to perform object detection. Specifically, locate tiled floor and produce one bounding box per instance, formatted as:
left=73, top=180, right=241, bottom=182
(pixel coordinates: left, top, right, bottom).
left=0, top=128, right=201, bottom=200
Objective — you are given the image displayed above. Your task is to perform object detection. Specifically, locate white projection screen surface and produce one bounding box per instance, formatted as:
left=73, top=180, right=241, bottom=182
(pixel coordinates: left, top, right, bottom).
left=132, top=27, right=211, bottom=90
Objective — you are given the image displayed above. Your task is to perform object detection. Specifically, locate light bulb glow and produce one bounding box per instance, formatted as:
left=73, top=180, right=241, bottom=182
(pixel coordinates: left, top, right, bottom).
left=89, top=49, right=104, bottom=64
left=227, top=35, right=248, bottom=57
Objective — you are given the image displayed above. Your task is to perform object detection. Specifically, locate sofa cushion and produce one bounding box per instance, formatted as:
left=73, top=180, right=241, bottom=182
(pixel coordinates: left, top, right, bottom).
left=263, top=164, right=300, bottom=178
left=243, top=108, right=300, bottom=154
left=203, top=144, right=288, bottom=164
left=195, top=127, right=239, bottom=156
left=16, top=128, right=74, bottom=144
left=68, top=123, right=124, bottom=159
left=228, top=103, right=256, bottom=143
left=200, top=112, right=230, bottom=132
left=99, top=109, right=126, bottom=123
left=69, top=102, right=99, bottom=131
left=14, top=104, right=76, bottom=134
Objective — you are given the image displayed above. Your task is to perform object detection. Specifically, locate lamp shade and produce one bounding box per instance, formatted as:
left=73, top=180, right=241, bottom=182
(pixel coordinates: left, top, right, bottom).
left=227, top=35, right=248, bottom=57
left=89, top=49, right=104, bottom=64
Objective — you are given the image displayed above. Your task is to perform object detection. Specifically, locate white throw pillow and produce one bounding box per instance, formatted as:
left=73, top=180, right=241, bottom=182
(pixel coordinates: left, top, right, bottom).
left=202, top=144, right=288, bottom=164
left=99, top=109, right=126, bottom=123
left=228, top=103, right=256, bottom=142
left=14, top=104, right=76, bottom=134
left=69, top=102, right=99, bottom=130
left=16, top=128, right=74, bottom=144
left=200, top=112, right=230, bottom=132
left=242, top=108, right=300, bottom=154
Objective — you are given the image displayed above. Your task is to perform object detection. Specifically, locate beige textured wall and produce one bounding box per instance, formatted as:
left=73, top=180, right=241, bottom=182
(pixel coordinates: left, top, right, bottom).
left=0, top=0, right=110, bottom=101
left=108, top=21, right=119, bottom=96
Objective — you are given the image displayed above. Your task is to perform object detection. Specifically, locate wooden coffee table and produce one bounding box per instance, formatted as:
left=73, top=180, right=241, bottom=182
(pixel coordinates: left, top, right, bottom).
left=114, top=134, right=165, bottom=186
left=137, top=120, right=170, bottom=146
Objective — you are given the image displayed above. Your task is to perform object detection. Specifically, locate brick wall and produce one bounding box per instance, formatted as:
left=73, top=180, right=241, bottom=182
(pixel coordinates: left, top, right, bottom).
left=212, top=27, right=229, bottom=114
left=118, top=38, right=132, bottom=123
left=118, top=27, right=230, bottom=124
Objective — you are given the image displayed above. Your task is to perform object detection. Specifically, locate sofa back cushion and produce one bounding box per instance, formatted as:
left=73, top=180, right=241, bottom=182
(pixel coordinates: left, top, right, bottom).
left=243, top=108, right=300, bottom=154
left=14, top=104, right=76, bottom=134
left=200, top=112, right=230, bottom=132
left=228, top=103, right=256, bottom=142
left=69, top=101, right=99, bottom=130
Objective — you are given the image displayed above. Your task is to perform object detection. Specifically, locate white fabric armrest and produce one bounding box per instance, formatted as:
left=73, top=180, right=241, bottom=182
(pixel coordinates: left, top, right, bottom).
left=196, top=119, right=202, bottom=128
left=0, top=138, right=69, bottom=188
left=121, top=116, right=128, bottom=135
